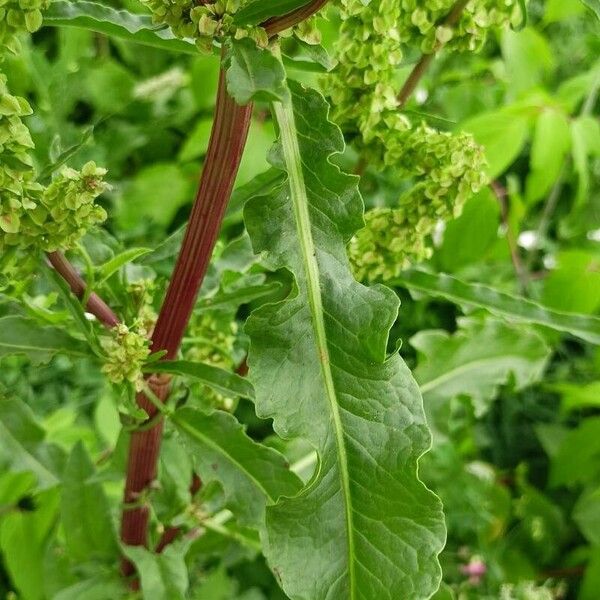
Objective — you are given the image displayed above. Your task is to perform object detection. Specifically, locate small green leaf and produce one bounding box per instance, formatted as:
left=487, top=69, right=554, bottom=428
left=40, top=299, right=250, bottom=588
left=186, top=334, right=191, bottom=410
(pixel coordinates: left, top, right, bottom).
left=550, top=418, right=600, bottom=487
left=525, top=108, right=571, bottom=204
left=53, top=574, right=126, bottom=600
left=224, top=39, right=289, bottom=105
left=549, top=381, right=600, bottom=412
left=46, top=270, right=103, bottom=355
left=148, top=360, right=255, bottom=400
left=38, top=126, right=95, bottom=182
left=461, top=107, right=531, bottom=178
left=0, top=489, right=60, bottom=600
left=123, top=540, right=190, bottom=600
left=573, top=487, right=600, bottom=545
left=0, top=315, right=90, bottom=364
left=60, top=442, right=119, bottom=563
left=96, top=247, right=152, bottom=284
left=171, top=408, right=302, bottom=526
left=282, top=40, right=337, bottom=73
left=437, top=188, right=500, bottom=271
left=571, top=116, right=600, bottom=207
left=392, top=269, right=600, bottom=345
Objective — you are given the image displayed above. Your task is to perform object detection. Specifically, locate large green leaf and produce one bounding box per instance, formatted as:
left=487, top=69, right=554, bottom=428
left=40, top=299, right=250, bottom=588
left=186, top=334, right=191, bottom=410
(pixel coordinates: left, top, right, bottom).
left=44, top=1, right=196, bottom=54
left=392, top=269, right=600, bottom=345
left=244, top=81, right=445, bottom=598
left=171, top=408, right=301, bottom=526
left=148, top=360, right=255, bottom=400
left=412, top=317, right=550, bottom=425
left=60, top=443, right=119, bottom=563
left=0, top=315, right=90, bottom=364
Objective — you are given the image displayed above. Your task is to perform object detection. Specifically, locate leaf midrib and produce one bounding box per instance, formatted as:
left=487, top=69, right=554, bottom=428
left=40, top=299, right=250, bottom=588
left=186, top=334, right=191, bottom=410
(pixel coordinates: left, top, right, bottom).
left=273, top=98, right=356, bottom=597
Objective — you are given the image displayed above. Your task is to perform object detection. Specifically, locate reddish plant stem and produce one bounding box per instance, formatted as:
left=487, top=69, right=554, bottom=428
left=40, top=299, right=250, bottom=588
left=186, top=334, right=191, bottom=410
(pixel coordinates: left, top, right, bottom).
left=397, top=0, right=469, bottom=107
left=120, top=64, right=253, bottom=568
left=46, top=250, right=120, bottom=329
left=120, top=1, right=332, bottom=575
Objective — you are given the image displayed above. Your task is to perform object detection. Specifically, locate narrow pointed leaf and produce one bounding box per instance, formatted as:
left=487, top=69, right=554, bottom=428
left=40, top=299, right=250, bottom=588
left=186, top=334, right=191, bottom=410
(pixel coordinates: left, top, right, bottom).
left=244, top=81, right=445, bottom=599
left=171, top=408, right=302, bottom=526
left=96, top=247, right=152, bottom=284
left=393, top=269, right=600, bottom=345
left=61, top=442, right=119, bottom=563
left=44, top=1, right=196, bottom=54
left=0, top=315, right=90, bottom=363
left=148, top=360, right=254, bottom=399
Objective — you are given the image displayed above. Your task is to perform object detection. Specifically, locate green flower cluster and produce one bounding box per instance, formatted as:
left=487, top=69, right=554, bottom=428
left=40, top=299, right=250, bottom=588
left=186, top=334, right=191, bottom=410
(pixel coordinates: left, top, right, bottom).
left=0, top=72, right=41, bottom=237
left=1, top=159, right=109, bottom=253
left=139, top=0, right=267, bottom=53
left=101, top=323, right=151, bottom=391
left=328, top=0, right=494, bottom=280
left=0, top=0, right=50, bottom=55
left=400, top=0, right=523, bottom=54
left=349, top=125, right=487, bottom=282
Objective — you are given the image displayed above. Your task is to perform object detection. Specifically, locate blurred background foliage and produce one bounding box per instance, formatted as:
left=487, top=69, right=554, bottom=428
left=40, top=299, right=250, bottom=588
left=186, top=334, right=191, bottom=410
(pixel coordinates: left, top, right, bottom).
left=1, top=0, right=600, bottom=598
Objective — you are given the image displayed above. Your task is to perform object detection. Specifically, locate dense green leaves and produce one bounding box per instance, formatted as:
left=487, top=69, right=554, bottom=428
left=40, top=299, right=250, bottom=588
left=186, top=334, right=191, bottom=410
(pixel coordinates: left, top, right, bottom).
left=171, top=408, right=301, bottom=526
left=244, top=80, right=445, bottom=598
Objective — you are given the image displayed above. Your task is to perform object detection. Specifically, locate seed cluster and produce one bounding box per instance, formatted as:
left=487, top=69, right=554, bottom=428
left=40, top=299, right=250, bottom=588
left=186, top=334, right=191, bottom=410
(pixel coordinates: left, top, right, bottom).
left=101, top=323, right=151, bottom=390
left=326, top=0, right=511, bottom=280
left=1, top=0, right=110, bottom=260
left=139, top=0, right=268, bottom=53
left=400, top=0, right=523, bottom=54
left=0, top=0, right=50, bottom=54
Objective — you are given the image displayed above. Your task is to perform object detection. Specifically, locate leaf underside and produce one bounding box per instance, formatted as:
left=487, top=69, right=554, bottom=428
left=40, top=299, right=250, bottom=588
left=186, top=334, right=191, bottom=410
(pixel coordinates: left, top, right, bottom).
left=244, top=81, right=445, bottom=600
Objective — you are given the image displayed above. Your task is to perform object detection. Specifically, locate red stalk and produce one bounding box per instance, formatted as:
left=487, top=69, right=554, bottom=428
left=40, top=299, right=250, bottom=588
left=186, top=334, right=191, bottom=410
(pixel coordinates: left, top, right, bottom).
left=120, top=63, right=253, bottom=566
left=46, top=250, right=120, bottom=329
